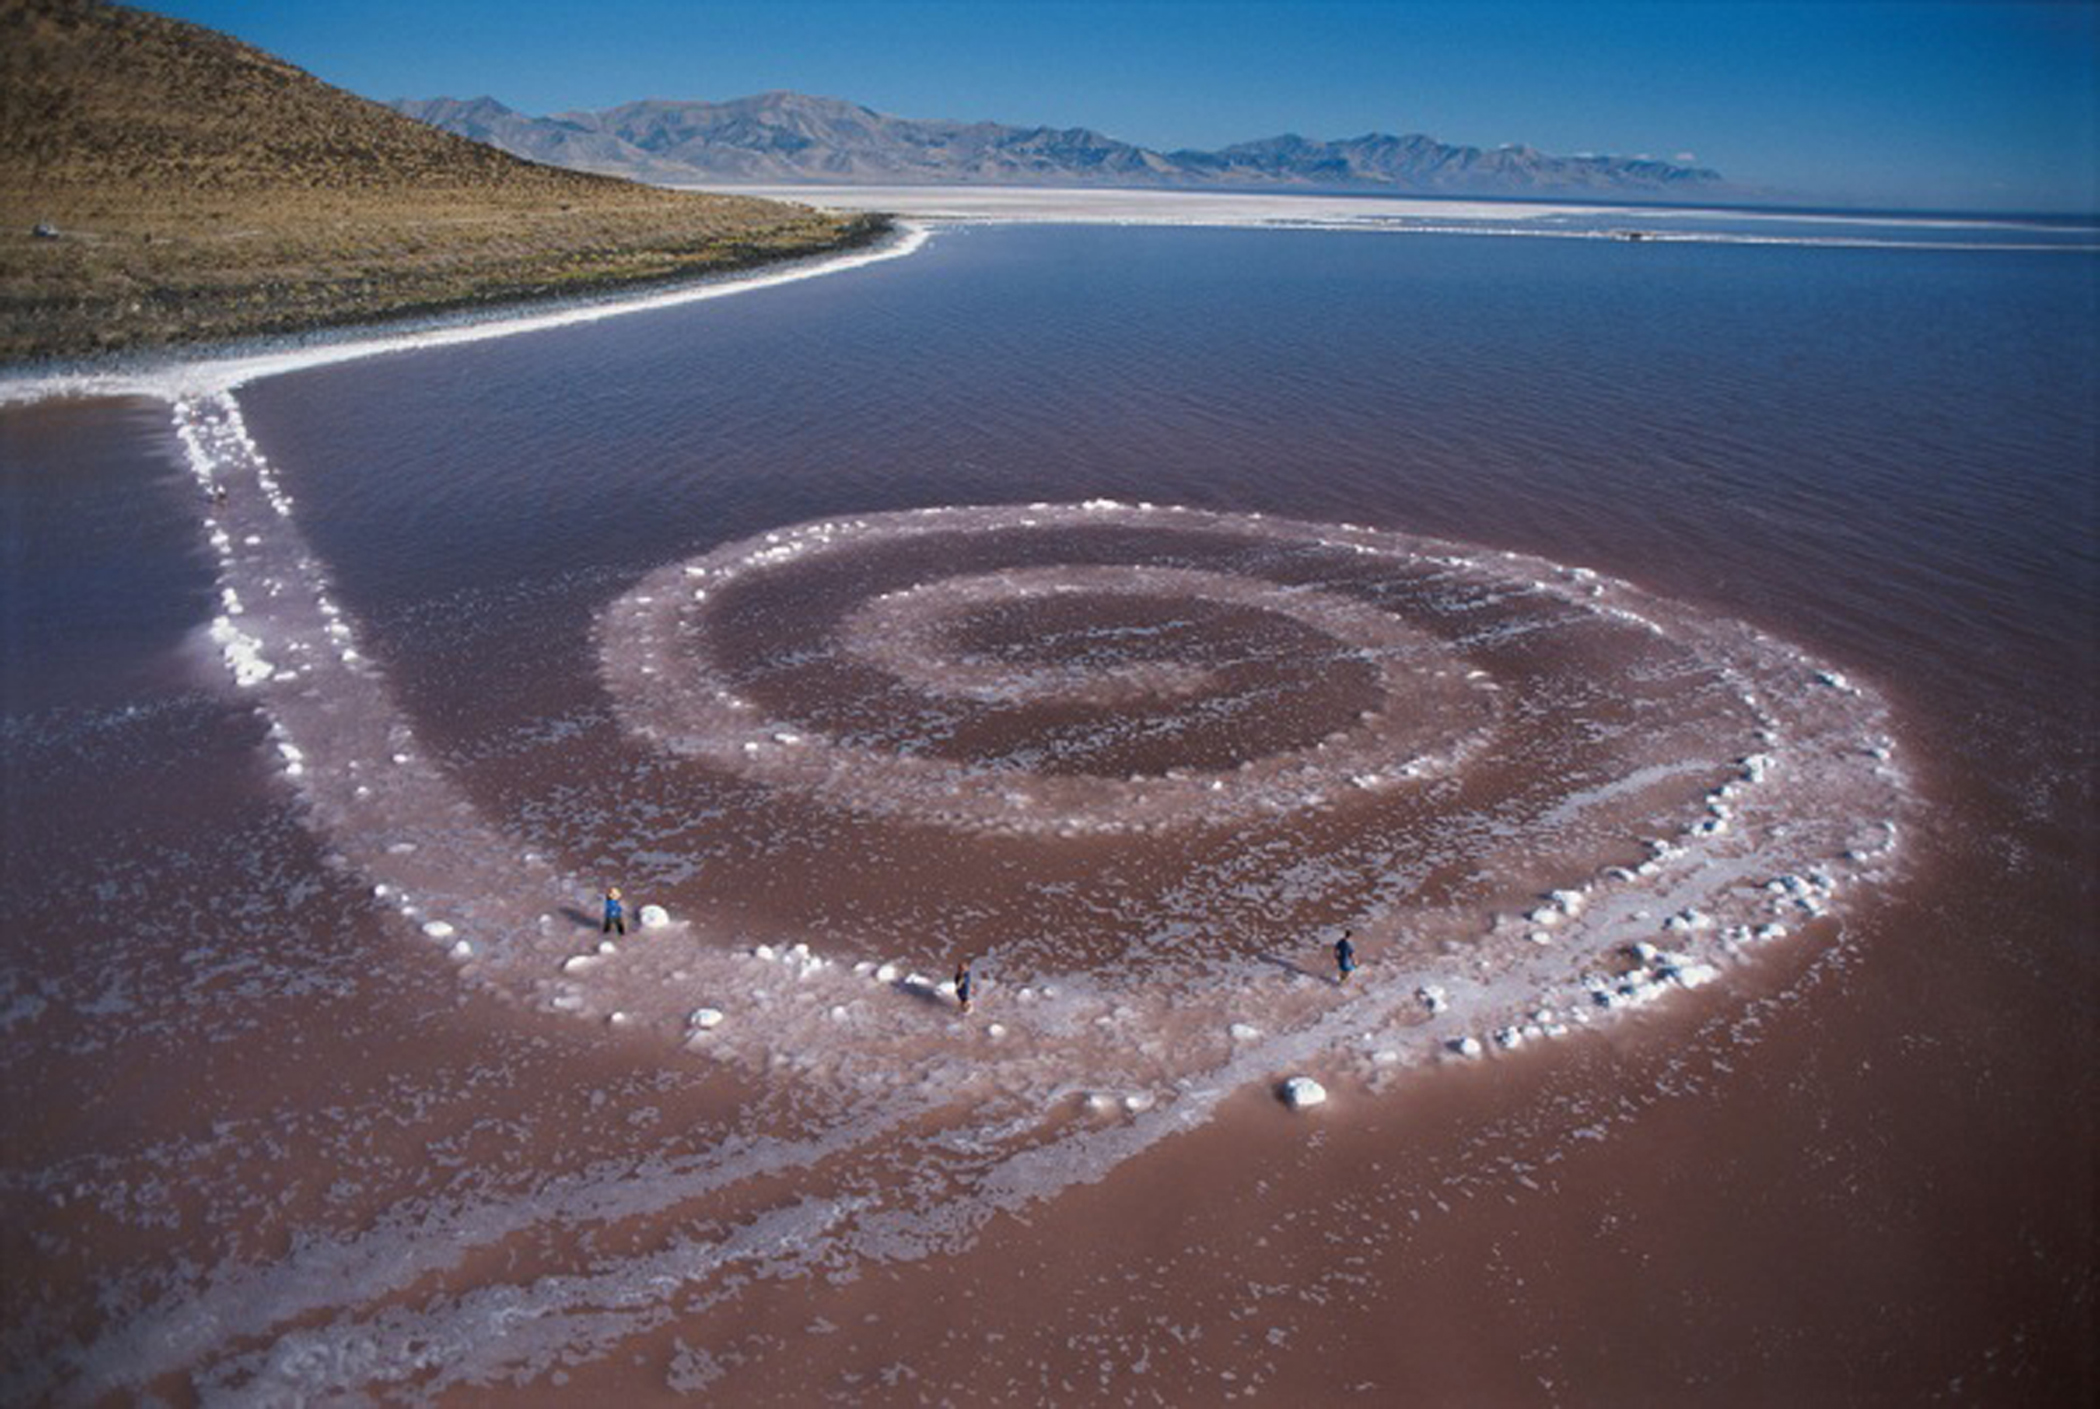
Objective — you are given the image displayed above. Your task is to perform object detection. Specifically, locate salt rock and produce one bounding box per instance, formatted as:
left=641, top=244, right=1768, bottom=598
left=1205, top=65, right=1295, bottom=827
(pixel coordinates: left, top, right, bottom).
left=1229, top=1023, right=1262, bottom=1042
left=421, top=921, right=455, bottom=940
left=638, top=904, right=670, bottom=929
left=1668, top=960, right=1721, bottom=989
left=1279, top=1077, right=1328, bottom=1110
left=688, top=1007, right=725, bottom=1030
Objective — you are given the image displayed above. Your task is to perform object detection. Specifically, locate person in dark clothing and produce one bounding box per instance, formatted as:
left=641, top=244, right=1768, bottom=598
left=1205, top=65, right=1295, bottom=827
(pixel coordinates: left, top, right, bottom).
left=1334, top=929, right=1357, bottom=983
left=955, top=959, right=973, bottom=1014
left=602, top=886, right=626, bottom=936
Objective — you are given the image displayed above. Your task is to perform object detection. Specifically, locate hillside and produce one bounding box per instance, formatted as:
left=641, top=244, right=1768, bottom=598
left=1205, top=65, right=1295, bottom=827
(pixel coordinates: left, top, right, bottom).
left=392, top=90, right=1727, bottom=197
left=0, top=0, right=882, bottom=362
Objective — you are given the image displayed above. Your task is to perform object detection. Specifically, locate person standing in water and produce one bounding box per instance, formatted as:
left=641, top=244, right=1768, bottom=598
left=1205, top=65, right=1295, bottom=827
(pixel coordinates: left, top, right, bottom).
left=1334, top=929, right=1357, bottom=983
left=602, top=886, right=626, bottom=936
left=955, top=959, right=973, bottom=1014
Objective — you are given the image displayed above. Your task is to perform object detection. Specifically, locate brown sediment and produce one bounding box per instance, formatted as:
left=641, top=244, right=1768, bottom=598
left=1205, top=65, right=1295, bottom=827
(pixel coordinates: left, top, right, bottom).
left=0, top=0, right=889, bottom=362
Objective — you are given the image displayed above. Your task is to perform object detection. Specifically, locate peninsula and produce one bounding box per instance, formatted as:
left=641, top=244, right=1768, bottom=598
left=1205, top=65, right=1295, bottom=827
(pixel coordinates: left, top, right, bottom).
left=0, top=0, right=885, bottom=363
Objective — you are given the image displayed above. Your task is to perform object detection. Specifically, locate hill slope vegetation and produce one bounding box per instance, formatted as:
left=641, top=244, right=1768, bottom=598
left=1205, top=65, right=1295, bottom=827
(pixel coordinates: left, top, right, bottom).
left=0, top=0, right=880, bottom=362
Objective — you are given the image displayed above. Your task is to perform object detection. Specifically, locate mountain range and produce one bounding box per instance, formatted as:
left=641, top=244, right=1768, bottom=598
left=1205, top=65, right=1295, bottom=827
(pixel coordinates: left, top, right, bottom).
left=391, top=91, right=1727, bottom=198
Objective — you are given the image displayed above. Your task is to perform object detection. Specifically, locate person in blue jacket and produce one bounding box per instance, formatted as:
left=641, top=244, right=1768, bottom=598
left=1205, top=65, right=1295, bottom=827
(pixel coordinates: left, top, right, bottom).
left=1334, top=929, right=1357, bottom=983
left=602, top=886, right=626, bottom=936
left=954, top=959, right=973, bottom=1014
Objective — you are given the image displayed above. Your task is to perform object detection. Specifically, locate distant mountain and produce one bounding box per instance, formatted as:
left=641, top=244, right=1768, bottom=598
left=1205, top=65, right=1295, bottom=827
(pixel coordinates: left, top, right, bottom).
left=392, top=91, right=1726, bottom=197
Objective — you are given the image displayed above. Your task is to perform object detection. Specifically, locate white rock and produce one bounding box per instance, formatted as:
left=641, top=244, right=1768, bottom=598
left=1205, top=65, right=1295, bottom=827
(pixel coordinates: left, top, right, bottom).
left=1280, top=1077, right=1328, bottom=1110
left=688, top=1007, right=725, bottom=1030
left=638, top=904, right=670, bottom=929
left=875, top=963, right=899, bottom=983
left=421, top=921, right=455, bottom=940
left=1450, top=1036, right=1485, bottom=1059
left=1229, top=1022, right=1262, bottom=1042
left=1668, top=961, right=1722, bottom=989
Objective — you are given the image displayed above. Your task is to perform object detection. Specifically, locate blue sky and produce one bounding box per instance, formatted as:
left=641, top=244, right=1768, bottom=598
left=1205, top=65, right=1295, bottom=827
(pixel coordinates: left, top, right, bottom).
left=139, top=1, right=2098, bottom=212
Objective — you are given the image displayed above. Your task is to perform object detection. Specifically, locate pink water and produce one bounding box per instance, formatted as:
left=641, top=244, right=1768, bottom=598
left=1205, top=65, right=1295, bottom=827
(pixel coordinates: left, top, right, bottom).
left=2, top=226, right=2093, bottom=1403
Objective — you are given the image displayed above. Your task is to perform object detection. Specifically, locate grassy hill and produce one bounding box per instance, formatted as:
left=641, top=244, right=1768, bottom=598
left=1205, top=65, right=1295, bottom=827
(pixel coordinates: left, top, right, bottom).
left=0, top=0, right=883, bottom=362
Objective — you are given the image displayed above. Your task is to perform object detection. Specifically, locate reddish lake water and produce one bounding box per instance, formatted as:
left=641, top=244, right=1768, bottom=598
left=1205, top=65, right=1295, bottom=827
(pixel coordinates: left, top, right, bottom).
left=2, top=223, right=2093, bottom=1403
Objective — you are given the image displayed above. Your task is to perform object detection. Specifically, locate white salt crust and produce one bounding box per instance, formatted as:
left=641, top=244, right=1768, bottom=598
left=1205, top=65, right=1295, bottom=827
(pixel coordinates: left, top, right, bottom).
left=142, top=399, right=1919, bottom=1403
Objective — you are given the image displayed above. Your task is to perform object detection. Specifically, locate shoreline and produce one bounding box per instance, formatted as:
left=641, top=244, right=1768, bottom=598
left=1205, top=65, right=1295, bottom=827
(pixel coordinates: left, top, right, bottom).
left=696, top=184, right=2100, bottom=251
left=0, top=218, right=932, bottom=408
left=8, top=188, right=2091, bottom=414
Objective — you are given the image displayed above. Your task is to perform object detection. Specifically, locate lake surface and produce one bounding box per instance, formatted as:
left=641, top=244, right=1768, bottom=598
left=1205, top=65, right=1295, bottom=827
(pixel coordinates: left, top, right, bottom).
left=3, top=220, right=2094, bottom=1403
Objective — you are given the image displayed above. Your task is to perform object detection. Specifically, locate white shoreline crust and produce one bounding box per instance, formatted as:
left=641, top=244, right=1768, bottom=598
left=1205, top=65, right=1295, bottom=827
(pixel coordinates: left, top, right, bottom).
left=0, top=222, right=934, bottom=408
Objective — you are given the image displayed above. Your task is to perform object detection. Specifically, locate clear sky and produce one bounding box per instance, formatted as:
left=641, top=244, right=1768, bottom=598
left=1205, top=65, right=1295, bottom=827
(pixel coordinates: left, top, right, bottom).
left=134, top=0, right=2098, bottom=212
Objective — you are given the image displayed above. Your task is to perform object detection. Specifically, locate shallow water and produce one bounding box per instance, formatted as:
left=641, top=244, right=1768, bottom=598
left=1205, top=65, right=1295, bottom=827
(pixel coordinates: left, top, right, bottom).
left=2, top=224, right=2094, bottom=1403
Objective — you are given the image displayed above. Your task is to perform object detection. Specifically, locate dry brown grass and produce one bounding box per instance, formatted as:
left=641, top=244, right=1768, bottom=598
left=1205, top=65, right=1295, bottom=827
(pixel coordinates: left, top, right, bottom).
left=0, top=0, right=883, bottom=361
